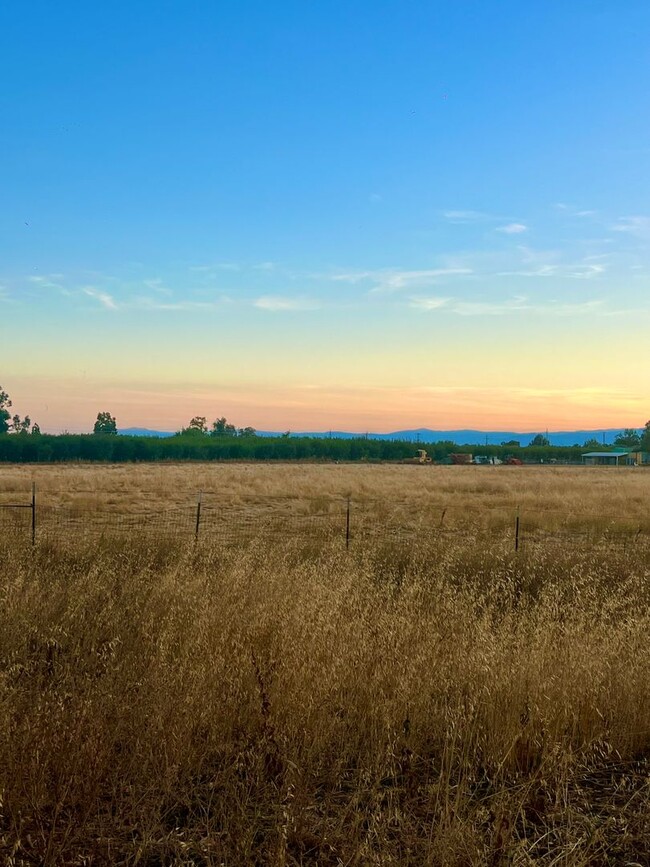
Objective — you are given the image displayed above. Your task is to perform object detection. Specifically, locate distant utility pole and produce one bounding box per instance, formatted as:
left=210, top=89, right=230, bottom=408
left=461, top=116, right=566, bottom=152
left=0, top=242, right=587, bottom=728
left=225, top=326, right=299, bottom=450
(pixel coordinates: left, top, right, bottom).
left=485, top=434, right=488, bottom=447
left=602, top=431, right=606, bottom=445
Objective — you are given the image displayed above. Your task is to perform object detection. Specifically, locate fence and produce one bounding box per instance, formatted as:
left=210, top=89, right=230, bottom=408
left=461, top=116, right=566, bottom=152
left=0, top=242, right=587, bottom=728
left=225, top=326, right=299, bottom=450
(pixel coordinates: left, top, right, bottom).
left=0, top=483, right=36, bottom=545
left=1, top=486, right=649, bottom=553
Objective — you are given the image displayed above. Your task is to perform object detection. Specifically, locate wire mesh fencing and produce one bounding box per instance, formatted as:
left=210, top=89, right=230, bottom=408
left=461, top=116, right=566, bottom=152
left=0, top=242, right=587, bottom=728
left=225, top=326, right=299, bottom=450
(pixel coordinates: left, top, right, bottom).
left=1, top=488, right=649, bottom=553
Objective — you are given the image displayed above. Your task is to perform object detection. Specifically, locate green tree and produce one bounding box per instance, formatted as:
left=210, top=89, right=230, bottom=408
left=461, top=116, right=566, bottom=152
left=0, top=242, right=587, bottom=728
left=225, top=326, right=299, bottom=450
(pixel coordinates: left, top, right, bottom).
left=11, top=414, right=31, bottom=434
left=0, top=386, right=13, bottom=434
left=93, top=411, right=118, bottom=435
left=583, top=438, right=601, bottom=449
left=530, top=434, right=550, bottom=447
left=238, top=426, right=257, bottom=437
left=179, top=416, right=209, bottom=436
left=614, top=428, right=641, bottom=448
left=211, top=417, right=237, bottom=436
left=641, top=421, right=650, bottom=451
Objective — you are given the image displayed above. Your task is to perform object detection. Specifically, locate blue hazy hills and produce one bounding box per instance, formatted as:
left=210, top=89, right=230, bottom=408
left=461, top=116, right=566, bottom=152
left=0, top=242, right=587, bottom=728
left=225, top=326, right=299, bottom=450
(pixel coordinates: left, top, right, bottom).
left=118, top=427, right=642, bottom=447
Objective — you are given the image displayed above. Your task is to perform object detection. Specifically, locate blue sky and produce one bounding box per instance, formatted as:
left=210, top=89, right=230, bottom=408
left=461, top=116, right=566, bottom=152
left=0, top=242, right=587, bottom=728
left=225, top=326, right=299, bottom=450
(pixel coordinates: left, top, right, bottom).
left=2, top=1, right=650, bottom=432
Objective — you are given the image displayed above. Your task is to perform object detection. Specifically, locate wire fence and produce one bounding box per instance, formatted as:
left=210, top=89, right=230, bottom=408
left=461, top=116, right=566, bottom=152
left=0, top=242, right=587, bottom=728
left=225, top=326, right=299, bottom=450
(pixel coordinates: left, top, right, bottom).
left=1, top=486, right=649, bottom=553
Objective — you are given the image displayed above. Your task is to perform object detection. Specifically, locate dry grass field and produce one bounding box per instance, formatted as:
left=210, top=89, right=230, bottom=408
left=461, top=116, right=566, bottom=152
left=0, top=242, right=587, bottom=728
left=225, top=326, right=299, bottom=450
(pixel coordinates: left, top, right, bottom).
left=1, top=463, right=649, bottom=541
left=1, top=464, right=649, bottom=864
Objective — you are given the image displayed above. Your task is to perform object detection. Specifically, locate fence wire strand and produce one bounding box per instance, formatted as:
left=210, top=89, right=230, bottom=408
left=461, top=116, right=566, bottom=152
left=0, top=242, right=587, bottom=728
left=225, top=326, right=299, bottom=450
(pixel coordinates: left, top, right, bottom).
left=1, top=491, right=649, bottom=551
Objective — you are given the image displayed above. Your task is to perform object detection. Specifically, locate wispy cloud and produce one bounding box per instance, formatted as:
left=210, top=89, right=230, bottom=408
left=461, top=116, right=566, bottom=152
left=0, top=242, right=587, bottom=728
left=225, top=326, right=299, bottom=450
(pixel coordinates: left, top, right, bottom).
left=253, top=295, right=318, bottom=311
left=567, top=263, right=606, bottom=279
left=611, top=216, right=650, bottom=240
left=554, top=203, right=597, bottom=218
left=253, top=261, right=277, bottom=271
left=28, top=274, right=65, bottom=290
left=326, top=247, right=612, bottom=293
left=329, top=270, right=377, bottom=284
left=442, top=210, right=491, bottom=223
left=83, top=288, right=230, bottom=312
left=143, top=278, right=173, bottom=295
left=495, top=247, right=607, bottom=280
left=371, top=268, right=473, bottom=293
left=497, top=262, right=605, bottom=279
left=409, top=296, right=608, bottom=316
left=408, top=296, right=450, bottom=310
left=496, top=222, right=527, bottom=234
left=189, top=262, right=241, bottom=273
left=83, top=287, right=118, bottom=310
left=497, top=265, right=558, bottom=278
left=131, top=296, right=229, bottom=312
left=330, top=267, right=473, bottom=293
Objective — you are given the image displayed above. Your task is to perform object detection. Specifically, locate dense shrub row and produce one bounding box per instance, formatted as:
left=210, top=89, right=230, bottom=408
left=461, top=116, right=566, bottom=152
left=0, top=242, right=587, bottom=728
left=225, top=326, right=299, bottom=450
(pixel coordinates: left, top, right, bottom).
left=0, top=432, right=588, bottom=463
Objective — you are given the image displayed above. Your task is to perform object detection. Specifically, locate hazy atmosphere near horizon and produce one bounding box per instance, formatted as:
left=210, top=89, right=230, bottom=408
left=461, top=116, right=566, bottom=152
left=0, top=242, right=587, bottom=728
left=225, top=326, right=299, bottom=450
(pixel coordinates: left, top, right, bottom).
left=2, top=1, right=650, bottom=434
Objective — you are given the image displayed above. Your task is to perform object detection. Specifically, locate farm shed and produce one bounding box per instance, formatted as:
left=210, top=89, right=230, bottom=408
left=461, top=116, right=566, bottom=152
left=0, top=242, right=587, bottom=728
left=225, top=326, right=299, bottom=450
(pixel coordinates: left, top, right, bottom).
left=582, top=450, right=647, bottom=466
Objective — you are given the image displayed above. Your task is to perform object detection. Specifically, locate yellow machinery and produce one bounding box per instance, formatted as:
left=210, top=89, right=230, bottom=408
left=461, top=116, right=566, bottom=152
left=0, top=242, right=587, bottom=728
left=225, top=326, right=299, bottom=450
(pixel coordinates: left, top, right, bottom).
left=402, top=449, right=432, bottom=464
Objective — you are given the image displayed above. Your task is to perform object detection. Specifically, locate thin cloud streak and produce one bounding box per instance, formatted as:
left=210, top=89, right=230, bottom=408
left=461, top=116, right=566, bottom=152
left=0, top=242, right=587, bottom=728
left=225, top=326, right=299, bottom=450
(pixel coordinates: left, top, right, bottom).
left=253, top=295, right=319, bottom=311
left=189, top=262, right=241, bottom=272
left=442, top=209, right=493, bottom=223
left=497, top=223, right=528, bottom=234
left=132, top=297, right=229, bottom=312
left=83, top=287, right=118, bottom=310
left=82, top=289, right=229, bottom=312
left=329, top=267, right=473, bottom=293
left=28, top=275, right=65, bottom=290
left=409, top=296, right=610, bottom=316
left=611, top=216, right=650, bottom=240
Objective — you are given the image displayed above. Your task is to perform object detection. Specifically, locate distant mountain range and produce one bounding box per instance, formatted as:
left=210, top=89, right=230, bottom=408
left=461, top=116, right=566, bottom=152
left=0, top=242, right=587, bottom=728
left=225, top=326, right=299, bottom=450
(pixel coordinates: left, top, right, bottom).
left=118, top=427, right=642, bottom=447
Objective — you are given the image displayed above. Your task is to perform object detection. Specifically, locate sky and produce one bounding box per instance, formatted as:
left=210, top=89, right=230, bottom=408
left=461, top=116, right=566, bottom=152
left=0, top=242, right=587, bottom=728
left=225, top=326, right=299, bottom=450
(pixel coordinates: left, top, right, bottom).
left=2, top=0, right=650, bottom=433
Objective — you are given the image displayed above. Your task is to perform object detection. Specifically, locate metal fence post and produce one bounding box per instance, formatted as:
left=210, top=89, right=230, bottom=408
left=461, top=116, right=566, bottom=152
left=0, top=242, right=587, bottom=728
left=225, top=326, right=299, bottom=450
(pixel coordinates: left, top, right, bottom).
left=515, top=507, right=520, bottom=552
left=195, top=491, right=202, bottom=540
left=31, top=483, right=36, bottom=546
left=346, top=497, right=350, bottom=549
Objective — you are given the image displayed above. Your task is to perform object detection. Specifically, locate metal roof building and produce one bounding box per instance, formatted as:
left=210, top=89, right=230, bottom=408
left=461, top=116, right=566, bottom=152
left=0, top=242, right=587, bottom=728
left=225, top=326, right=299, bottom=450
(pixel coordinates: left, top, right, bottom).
left=582, top=450, right=647, bottom=466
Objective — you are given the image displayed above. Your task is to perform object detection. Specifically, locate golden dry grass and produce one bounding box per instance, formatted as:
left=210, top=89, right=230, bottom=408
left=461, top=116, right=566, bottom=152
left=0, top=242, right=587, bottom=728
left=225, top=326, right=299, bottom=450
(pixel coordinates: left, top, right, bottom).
left=1, top=463, right=649, bottom=537
left=1, top=464, right=649, bottom=864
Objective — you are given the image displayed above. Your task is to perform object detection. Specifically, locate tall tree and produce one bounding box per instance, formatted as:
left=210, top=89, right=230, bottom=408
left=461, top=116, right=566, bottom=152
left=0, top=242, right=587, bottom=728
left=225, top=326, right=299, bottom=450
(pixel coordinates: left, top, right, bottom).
left=0, top=386, right=13, bottom=434
left=179, top=416, right=209, bottom=436
left=641, top=421, right=650, bottom=451
left=530, top=434, right=550, bottom=447
left=0, top=386, right=37, bottom=434
left=93, top=411, right=118, bottom=435
left=211, top=417, right=236, bottom=436
left=11, top=414, right=31, bottom=434
left=614, top=428, right=642, bottom=448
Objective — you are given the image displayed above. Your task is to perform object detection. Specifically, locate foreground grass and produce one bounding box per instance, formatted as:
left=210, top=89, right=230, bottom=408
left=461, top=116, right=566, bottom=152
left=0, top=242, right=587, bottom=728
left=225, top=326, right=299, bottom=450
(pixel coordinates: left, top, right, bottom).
left=1, top=534, right=649, bottom=865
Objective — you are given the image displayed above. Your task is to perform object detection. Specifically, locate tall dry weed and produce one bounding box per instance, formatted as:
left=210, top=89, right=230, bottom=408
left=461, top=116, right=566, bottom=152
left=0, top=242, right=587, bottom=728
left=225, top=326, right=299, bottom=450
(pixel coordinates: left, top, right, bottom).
left=0, top=525, right=649, bottom=864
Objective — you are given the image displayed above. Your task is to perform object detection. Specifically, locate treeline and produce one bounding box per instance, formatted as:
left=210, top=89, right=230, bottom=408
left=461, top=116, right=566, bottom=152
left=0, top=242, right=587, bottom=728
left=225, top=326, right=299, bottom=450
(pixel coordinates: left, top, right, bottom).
left=0, top=432, right=590, bottom=463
